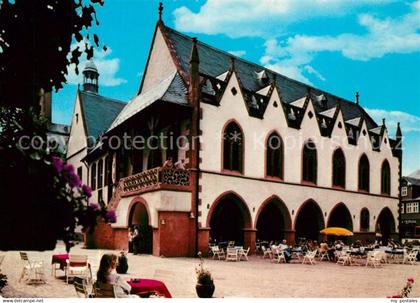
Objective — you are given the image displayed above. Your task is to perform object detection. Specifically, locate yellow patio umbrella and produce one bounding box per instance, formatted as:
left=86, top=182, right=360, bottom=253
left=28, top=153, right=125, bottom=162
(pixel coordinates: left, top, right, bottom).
left=320, top=227, right=353, bottom=236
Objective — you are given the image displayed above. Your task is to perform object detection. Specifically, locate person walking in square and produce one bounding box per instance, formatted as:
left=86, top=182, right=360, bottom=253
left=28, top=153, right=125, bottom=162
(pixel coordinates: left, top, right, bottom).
left=128, top=226, right=135, bottom=253
left=132, top=225, right=141, bottom=255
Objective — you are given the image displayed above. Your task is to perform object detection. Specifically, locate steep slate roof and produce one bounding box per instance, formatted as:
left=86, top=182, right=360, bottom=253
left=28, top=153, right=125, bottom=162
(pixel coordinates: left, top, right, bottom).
left=163, top=25, right=377, bottom=129
left=408, top=169, right=420, bottom=179
left=404, top=170, right=420, bottom=186
left=79, top=90, right=126, bottom=139
left=404, top=176, right=420, bottom=187
left=109, top=71, right=188, bottom=131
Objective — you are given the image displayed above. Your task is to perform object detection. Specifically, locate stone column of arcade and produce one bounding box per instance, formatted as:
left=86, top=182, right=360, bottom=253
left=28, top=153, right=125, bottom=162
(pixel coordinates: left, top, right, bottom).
left=197, top=227, right=211, bottom=256
left=283, top=229, right=295, bottom=244
left=243, top=228, right=257, bottom=254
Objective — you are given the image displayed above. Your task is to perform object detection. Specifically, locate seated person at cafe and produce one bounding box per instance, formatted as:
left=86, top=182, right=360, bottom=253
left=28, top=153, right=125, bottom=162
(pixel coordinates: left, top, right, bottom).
left=279, top=239, right=292, bottom=262
left=334, top=240, right=344, bottom=251
left=307, top=240, right=314, bottom=251
left=323, top=242, right=336, bottom=261
left=96, top=254, right=138, bottom=298
left=352, top=240, right=362, bottom=249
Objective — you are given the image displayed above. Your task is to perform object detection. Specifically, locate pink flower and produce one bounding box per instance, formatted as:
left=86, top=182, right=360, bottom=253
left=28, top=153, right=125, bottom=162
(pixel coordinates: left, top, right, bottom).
left=89, top=203, right=100, bottom=211
left=52, top=156, right=64, bottom=173
left=62, top=163, right=74, bottom=174
left=407, top=277, right=414, bottom=284
left=106, top=209, right=117, bottom=223
left=67, top=171, right=81, bottom=188
left=82, top=184, right=92, bottom=198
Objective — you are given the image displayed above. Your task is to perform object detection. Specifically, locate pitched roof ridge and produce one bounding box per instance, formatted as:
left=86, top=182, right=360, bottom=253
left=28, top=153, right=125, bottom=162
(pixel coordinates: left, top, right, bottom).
left=80, top=90, right=126, bottom=105
left=159, top=23, right=188, bottom=81
left=163, top=24, right=372, bottom=110
left=164, top=25, right=269, bottom=74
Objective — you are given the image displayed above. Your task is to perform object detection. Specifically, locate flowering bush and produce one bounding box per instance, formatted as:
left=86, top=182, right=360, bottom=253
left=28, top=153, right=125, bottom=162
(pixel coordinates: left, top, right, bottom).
left=51, top=155, right=116, bottom=224
left=401, top=277, right=414, bottom=298
left=0, top=108, right=114, bottom=251
left=387, top=277, right=415, bottom=298
left=195, top=252, right=213, bottom=285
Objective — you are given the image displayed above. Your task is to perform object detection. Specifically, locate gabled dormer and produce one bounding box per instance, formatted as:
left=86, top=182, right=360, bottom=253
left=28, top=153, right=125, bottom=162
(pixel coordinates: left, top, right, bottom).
left=299, top=96, right=321, bottom=137
left=329, top=106, right=347, bottom=139
left=380, top=125, right=393, bottom=156
left=263, top=86, right=288, bottom=129
left=357, top=118, right=373, bottom=150
left=218, top=69, right=249, bottom=118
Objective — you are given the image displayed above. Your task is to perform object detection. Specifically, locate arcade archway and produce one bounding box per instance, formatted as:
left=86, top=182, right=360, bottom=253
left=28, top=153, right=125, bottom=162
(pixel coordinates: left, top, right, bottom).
left=327, top=203, right=353, bottom=230
left=376, top=207, right=396, bottom=245
left=256, top=197, right=291, bottom=242
left=294, top=200, right=324, bottom=242
left=208, top=192, right=252, bottom=245
left=128, top=201, right=153, bottom=254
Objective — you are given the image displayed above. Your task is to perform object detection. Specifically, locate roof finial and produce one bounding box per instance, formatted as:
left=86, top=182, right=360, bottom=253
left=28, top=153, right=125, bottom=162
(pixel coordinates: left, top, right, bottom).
left=230, top=56, right=235, bottom=69
left=355, top=91, right=360, bottom=104
left=190, top=37, right=199, bottom=64
left=158, top=2, right=163, bottom=22
left=382, top=118, right=386, bottom=126
left=396, top=121, right=402, bottom=138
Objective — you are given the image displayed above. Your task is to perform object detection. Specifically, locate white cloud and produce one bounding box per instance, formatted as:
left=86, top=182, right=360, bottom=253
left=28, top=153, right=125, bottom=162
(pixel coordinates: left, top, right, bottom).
left=261, top=1, right=420, bottom=83
left=174, top=0, right=394, bottom=38
left=228, top=50, right=246, bottom=57
left=66, top=44, right=127, bottom=87
left=366, top=108, right=420, bottom=133
left=304, top=66, right=325, bottom=82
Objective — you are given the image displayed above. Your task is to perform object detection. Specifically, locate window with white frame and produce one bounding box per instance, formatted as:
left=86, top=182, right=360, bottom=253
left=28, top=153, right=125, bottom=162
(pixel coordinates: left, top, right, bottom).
left=406, top=202, right=419, bottom=214
left=401, top=186, right=407, bottom=196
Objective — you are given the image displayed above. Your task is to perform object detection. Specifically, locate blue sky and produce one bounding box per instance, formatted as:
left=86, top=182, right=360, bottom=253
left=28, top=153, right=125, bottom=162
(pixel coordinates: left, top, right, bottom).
left=53, top=0, right=420, bottom=175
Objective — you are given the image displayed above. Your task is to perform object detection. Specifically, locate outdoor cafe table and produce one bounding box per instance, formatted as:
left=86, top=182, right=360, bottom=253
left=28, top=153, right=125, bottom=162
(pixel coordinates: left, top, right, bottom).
left=385, top=249, right=404, bottom=263
left=51, top=253, right=69, bottom=276
left=128, top=278, right=172, bottom=298
left=51, top=253, right=90, bottom=276
left=349, top=250, right=365, bottom=257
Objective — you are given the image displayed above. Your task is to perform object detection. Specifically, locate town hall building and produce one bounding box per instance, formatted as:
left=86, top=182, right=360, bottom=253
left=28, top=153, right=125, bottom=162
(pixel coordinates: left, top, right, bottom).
left=66, top=9, right=402, bottom=257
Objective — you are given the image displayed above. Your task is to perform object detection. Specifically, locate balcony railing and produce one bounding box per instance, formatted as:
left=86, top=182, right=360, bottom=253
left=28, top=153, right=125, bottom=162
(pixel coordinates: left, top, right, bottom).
left=120, top=167, right=191, bottom=196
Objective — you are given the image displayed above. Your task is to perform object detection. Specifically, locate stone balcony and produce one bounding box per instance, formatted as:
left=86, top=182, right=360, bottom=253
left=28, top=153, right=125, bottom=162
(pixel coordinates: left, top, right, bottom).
left=119, top=167, right=192, bottom=197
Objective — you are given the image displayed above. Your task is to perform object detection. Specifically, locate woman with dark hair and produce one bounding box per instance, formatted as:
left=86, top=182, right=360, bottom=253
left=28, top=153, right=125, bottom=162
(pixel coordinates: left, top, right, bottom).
left=96, top=254, right=138, bottom=298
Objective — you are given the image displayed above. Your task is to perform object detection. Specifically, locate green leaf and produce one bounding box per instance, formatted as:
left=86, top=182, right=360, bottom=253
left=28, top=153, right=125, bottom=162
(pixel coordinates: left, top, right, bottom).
left=29, top=152, right=41, bottom=160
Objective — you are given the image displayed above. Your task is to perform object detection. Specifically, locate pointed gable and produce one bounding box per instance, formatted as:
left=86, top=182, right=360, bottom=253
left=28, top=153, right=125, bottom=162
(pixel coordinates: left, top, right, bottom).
left=140, top=24, right=179, bottom=94
left=330, top=108, right=347, bottom=139
left=263, top=86, right=288, bottom=128
left=380, top=129, right=393, bottom=155
left=299, top=97, right=321, bottom=136
left=218, top=71, right=249, bottom=118
left=66, top=93, right=88, bottom=158
left=357, top=119, right=372, bottom=150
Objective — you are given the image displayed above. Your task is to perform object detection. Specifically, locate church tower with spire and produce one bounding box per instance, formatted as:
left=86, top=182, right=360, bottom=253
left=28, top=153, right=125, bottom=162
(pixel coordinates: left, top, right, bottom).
left=82, top=59, right=99, bottom=93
